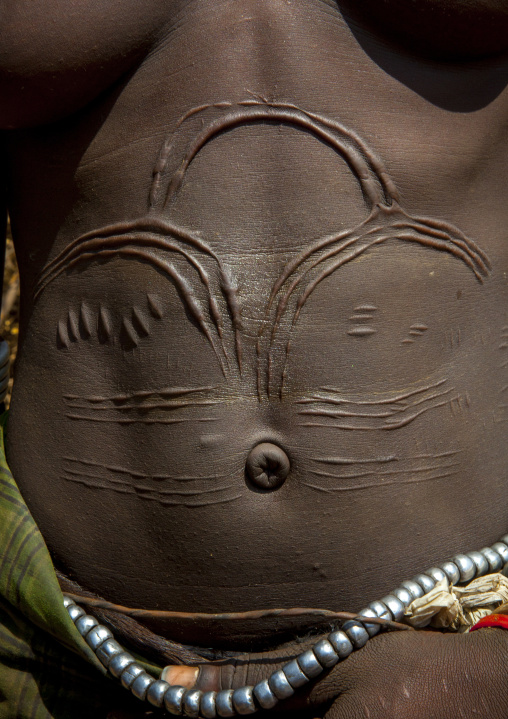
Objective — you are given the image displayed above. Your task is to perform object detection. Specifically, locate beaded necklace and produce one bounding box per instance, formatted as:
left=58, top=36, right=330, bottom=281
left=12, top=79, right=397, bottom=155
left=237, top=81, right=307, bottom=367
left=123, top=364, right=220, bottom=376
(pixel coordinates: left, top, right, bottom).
left=63, top=535, right=508, bottom=717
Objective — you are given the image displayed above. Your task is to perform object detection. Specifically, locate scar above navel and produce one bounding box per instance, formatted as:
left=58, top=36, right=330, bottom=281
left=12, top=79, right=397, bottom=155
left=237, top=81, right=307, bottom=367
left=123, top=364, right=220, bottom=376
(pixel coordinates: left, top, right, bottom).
left=63, top=384, right=222, bottom=424
left=297, top=378, right=456, bottom=431
left=64, top=385, right=218, bottom=402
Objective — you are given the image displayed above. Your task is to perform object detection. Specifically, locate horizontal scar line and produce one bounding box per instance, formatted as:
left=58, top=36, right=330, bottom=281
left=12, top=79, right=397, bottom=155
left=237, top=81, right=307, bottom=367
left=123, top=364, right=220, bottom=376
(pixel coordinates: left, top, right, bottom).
left=62, top=476, right=243, bottom=506
left=64, top=386, right=219, bottom=402
left=309, top=462, right=459, bottom=480
left=63, top=471, right=235, bottom=495
left=302, top=470, right=459, bottom=493
left=309, top=456, right=397, bottom=465
left=65, top=401, right=222, bottom=411
left=65, top=414, right=218, bottom=424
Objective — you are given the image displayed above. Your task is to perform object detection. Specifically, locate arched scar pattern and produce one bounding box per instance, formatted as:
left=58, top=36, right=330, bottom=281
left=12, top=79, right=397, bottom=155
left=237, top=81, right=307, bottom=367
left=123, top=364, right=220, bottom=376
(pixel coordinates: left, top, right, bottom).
left=34, top=219, right=243, bottom=376
left=34, top=99, right=491, bottom=395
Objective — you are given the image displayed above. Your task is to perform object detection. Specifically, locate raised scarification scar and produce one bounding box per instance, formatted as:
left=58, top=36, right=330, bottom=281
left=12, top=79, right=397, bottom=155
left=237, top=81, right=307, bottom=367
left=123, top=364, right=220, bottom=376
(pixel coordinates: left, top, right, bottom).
left=36, top=99, right=491, bottom=406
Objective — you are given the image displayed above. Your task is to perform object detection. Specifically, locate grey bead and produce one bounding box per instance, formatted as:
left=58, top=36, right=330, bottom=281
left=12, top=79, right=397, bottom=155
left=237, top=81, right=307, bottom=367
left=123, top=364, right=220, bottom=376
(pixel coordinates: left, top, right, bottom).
left=120, top=662, right=144, bottom=689
left=201, top=692, right=218, bottom=719
left=425, top=567, right=447, bottom=584
left=328, top=630, right=353, bottom=659
left=452, top=554, right=475, bottom=583
left=399, top=580, right=425, bottom=600
left=95, top=639, right=123, bottom=667
left=183, top=689, right=202, bottom=718
left=216, top=689, right=236, bottom=718
left=467, top=551, right=489, bottom=577
left=411, top=574, right=436, bottom=595
left=253, top=680, right=278, bottom=710
left=392, top=587, right=413, bottom=607
left=164, top=686, right=186, bottom=716
left=108, top=652, right=135, bottom=679
left=500, top=535, right=508, bottom=548
left=491, top=543, right=508, bottom=564
left=356, top=608, right=381, bottom=638
left=268, top=670, right=295, bottom=700
left=380, top=595, right=405, bottom=622
left=298, top=650, right=324, bottom=679
left=74, top=615, right=99, bottom=637
left=439, top=561, right=461, bottom=585
left=62, top=595, right=75, bottom=608
left=368, top=600, right=391, bottom=619
left=85, top=625, right=113, bottom=650
left=283, top=659, right=309, bottom=689
left=131, top=672, right=155, bottom=700
left=342, top=620, right=369, bottom=649
left=313, top=639, right=340, bottom=668
left=146, top=679, right=171, bottom=709
left=232, top=686, right=257, bottom=715
left=67, top=604, right=85, bottom=622
left=480, top=547, right=503, bottom=573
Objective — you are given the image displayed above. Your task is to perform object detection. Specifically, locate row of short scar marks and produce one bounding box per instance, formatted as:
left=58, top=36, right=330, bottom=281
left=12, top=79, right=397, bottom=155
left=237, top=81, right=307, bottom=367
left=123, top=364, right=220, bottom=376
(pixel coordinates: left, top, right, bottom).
left=57, top=295, right=428, bottom=353
left=347, top=304, right=428, bottom=344
left=33, top=99, right=491, bottom=398
left=62, top=447, right=462, bottom=503
left=57, top=294, right=164, bottom=351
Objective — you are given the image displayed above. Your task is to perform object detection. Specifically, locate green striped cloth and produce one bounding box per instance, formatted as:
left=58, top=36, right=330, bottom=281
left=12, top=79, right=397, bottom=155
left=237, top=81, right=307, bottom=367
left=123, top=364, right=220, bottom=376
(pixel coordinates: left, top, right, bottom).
left=0, top=415, right=157, bottom=718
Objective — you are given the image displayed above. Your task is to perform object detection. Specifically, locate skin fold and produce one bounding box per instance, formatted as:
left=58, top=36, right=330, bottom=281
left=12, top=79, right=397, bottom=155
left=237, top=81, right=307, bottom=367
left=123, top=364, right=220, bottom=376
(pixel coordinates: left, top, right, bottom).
left=1, top=0, right=508, bottom=715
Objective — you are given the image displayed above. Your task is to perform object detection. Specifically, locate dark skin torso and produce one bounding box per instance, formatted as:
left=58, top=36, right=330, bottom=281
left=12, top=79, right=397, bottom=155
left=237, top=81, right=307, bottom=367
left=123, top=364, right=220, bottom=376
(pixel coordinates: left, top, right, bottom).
left=2, top=0, right=508, bottom=715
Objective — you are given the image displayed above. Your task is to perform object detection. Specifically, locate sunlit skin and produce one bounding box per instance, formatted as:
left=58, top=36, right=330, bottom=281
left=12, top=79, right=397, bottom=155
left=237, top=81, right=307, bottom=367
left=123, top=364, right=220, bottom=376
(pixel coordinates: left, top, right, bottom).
left=2, top=0, right=508, bottom=715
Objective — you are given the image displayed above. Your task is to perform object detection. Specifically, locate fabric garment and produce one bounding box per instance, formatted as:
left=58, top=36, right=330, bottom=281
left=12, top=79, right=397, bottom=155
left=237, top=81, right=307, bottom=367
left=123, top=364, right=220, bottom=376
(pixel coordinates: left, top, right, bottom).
left=0, top=414, right=158, bottom=719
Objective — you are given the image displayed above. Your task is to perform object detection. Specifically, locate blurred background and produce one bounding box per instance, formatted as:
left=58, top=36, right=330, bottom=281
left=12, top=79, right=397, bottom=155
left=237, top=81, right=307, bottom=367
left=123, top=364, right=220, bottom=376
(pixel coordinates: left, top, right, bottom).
left=2, top=217, right=19, bottom=407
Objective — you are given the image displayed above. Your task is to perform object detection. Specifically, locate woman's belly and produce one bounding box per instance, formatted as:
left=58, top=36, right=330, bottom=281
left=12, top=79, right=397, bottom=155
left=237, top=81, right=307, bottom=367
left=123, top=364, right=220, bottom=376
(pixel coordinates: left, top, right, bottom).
left=4, top=0, right=508, bottom=647
left=7, top=214, right=508, bottom=648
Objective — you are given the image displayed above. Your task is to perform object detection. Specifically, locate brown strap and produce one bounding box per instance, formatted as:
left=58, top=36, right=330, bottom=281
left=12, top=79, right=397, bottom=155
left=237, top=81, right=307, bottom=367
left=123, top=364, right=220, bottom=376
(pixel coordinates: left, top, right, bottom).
left=56, top=570, right=215, bottom=665
left=57, top=570, right=412, bottom=670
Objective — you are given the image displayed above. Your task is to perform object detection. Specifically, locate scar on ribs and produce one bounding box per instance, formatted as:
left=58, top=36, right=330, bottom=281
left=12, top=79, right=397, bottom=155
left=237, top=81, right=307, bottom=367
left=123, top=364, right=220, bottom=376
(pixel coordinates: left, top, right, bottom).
left=62, top=457, right=241, bottom=507
left=297, top=378, right=459, bottom=431
left=64, top=385, right=221, bottom=425
left=35, top=98, right=491, bottom=395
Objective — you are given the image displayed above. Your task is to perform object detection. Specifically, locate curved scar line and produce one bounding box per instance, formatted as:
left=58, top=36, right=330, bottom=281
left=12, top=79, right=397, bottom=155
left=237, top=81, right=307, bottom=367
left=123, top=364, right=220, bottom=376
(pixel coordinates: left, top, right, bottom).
left=35, top=219, right=243, bottom=373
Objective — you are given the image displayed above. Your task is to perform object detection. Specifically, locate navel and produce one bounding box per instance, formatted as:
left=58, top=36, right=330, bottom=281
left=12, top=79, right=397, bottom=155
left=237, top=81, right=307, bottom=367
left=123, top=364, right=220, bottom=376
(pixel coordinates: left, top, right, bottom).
left=245, top=442, right=290, bottom=491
